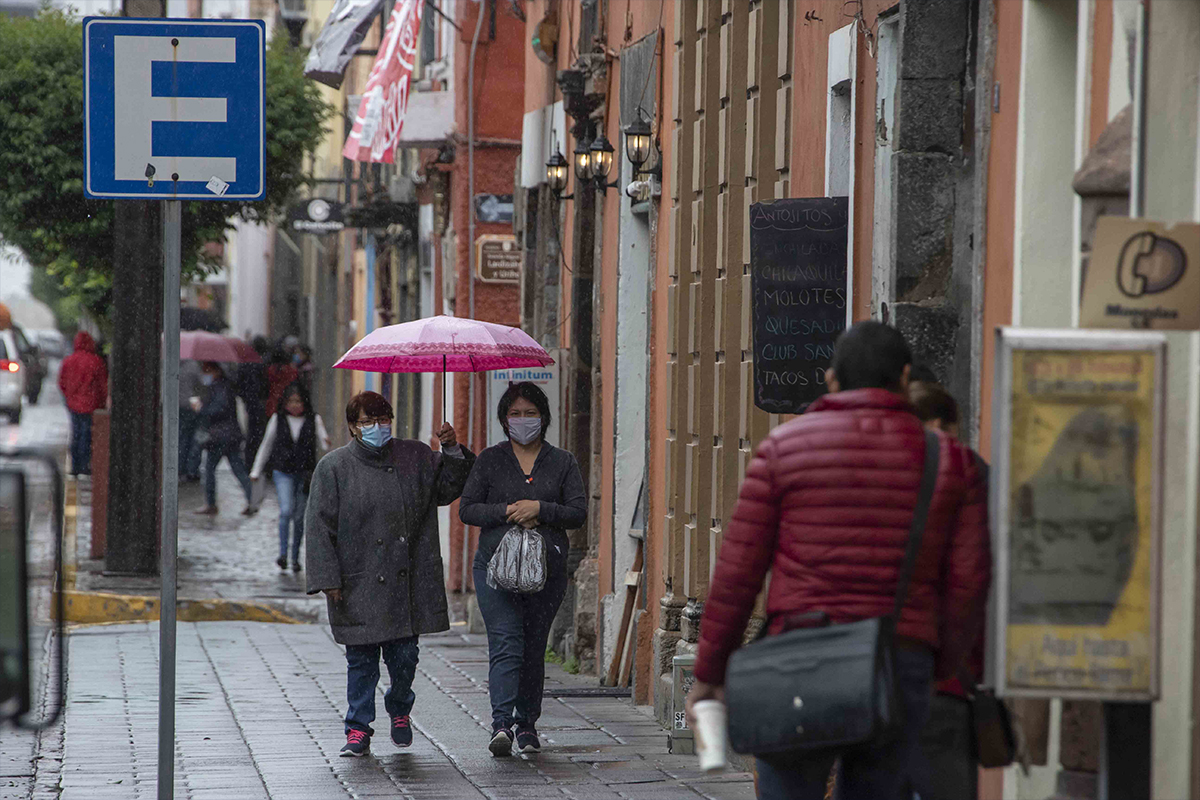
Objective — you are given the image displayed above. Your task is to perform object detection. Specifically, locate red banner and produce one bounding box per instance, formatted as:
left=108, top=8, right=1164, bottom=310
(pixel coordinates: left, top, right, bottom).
left=342, top=0, right=423, bottom=163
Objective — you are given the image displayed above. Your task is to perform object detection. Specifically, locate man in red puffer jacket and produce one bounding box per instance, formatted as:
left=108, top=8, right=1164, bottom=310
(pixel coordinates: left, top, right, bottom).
left=58, top=331, right=108, bottom=476
left=687, top=322, right=991, bottom=800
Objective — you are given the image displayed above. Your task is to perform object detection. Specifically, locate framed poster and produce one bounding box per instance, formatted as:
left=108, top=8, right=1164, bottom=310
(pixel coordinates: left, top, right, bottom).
left=993, top=328, right=1165, bottom=701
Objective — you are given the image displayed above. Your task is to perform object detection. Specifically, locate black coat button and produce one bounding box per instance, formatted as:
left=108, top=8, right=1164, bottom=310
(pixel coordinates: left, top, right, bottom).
left=377, top=538, right=383, bottom=545
left=386, top=467, right=394, bottom=473
left=398, top=569, right=408, bottom=578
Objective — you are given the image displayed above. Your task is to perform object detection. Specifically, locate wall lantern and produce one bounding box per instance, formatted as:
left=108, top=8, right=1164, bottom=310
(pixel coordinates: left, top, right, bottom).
left=588, top=133, right=620, bottom=192
left=545, top=149, right=570, bottom=196
left=623, top=113, right=653, bottom=174
left=573, top=139, right=594, bottom=182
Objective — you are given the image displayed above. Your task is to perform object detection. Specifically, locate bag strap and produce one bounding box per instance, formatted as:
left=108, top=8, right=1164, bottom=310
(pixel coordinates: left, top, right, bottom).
left=891, top=430, right=941, bottom=622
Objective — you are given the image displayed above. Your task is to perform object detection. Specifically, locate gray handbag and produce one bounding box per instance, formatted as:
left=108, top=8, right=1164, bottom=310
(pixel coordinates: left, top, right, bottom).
left=724, top=430, right=941, bottom=759
left=486, top=525, right=548, bottom=594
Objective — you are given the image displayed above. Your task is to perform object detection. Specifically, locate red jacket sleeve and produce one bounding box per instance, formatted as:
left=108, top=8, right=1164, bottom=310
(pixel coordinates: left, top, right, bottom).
left=935, top=450, right=992, bottom=681
left=693, top=436, right=783, bottom=685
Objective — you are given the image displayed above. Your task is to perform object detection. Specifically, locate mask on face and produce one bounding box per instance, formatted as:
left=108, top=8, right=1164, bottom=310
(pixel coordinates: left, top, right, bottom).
left=507, top=417, right=542, bottom=445
left=358, top=423, right=392, bottom=449
left=200, top=374, right=215, bottom=387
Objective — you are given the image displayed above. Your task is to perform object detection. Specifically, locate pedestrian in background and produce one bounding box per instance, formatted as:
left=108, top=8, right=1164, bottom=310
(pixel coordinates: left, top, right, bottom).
left=251, top=383, right=330, bottom=572
left=459, top=382, right=588, bottom=757
left=306, top=391, right=473, bottom=758
left=907, top=379, right=990, bottom=800
left=192, top=361, right=255, bottom=516
left=238, top=335, right=271, bottom=470
left=266, top=343, right=299, bottom=418
left=686, top=322, right=991, bottom=800
left=178, top=359, right=204, bottom=483
left=293, top=344, right=315, bottom=395
left=58, top=331, right=107, bottom=477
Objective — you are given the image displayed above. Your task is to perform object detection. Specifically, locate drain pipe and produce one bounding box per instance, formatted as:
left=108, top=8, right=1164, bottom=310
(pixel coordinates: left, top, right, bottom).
left=463, top=0, right=485, bottom=596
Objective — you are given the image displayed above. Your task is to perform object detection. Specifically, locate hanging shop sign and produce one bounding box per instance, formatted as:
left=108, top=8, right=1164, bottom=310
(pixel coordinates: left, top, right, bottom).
left=474, top=193, right=514, bottom=225
left=749, top=197, right=849, bottom=413
left=343, top=0, right=424, bottom=163
left=993, top=328, right=1165, bottom=701
left=1080, top=217, right=1200, bottom=331
left=287, top=198, right=346, bottom=234
left=475, top=234, right=521, bottom=284
left=304, top=0, right=386, bottom=89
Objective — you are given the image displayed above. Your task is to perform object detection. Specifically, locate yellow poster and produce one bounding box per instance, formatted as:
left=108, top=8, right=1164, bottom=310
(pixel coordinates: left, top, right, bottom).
left=1005, top=348, right=1157, bottom=697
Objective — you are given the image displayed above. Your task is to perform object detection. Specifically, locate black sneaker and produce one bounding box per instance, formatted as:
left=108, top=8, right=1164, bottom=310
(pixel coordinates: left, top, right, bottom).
left=488, top=726, right=513, bottom=757
left=291, top=561, right=302, bottom=573
left=515, top=728, right=540, bottom=754
left=340, top=729, right=370, bottom=757
left=391, top=715, right=413, bottom=747
left=275, top=556, right=287, bottom=570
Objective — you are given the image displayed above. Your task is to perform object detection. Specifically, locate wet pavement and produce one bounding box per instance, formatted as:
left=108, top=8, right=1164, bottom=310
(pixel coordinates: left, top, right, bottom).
left=1, top=385, right=755, bottom=799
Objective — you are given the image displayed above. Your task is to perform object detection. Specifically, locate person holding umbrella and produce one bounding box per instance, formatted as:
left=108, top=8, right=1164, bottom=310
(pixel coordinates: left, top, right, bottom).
left=305, top=392, right=474, bottom=758
left=191, top=361, right=255, bottom=516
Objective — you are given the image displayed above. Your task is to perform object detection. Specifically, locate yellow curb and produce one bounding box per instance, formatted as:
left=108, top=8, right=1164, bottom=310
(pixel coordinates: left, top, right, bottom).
left=60, top=589, right=300, bottom=625
left=63, top=479, right=78, bottom=587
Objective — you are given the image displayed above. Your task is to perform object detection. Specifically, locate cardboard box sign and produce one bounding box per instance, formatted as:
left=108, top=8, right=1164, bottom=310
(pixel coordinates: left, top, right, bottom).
left=1080, top=217, right=1200, bottom=331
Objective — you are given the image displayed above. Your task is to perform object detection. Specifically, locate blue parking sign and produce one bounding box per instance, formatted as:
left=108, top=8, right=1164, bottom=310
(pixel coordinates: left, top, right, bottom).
left=84, top=18, right=266, bottom=201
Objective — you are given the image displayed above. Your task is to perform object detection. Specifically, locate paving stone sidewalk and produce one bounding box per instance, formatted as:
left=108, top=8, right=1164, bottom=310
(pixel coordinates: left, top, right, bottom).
left=41, top=621, right=753, bottom=800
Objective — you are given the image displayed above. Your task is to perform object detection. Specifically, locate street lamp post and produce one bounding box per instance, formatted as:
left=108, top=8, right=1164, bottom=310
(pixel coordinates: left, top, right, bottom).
left=277, top=0, right=308, bottom=47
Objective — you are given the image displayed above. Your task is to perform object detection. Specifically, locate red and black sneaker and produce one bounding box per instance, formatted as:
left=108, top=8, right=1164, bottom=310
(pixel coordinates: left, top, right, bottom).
left=391, top=715, right=413, bottom=748
left=488, top=725, right=513, bottom=757
left=515, top=728, right=540, bottom=754
left=340, top=729, right=370, bottom=757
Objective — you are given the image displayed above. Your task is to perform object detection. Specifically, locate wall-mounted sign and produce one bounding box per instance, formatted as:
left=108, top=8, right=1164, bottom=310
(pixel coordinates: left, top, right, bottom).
left=1080, top=217, right=1200, bottom=331
left=288, top=198, right=345, bottom=234
left=475, top=234, right=521, bottom=284
left=993, top=328, right=1165, bottom=701
left=749, top=197, right=849, bottom=413
left=474, top=194, right=515, bottom=225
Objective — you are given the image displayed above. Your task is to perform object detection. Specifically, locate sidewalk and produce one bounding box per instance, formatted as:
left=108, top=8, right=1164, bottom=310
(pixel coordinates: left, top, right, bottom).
left=50, top=621, right=753, bottom=800
left=5, top=451, right=754, bottom=799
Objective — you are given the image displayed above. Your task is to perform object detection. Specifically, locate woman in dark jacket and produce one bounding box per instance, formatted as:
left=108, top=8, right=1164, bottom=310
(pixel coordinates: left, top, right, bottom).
left=191, top=361, right=254, bottom=516
left=250, top=383, right=330, bottom=572
left=459, top=382, right=587, bottom=757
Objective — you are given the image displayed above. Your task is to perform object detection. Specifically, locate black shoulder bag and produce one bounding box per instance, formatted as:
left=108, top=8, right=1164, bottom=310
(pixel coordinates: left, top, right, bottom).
left=725, top=430, right=941, bottom=759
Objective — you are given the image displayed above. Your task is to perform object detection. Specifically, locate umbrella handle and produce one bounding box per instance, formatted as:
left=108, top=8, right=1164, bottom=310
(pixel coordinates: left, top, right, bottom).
left=442, top=354, right=447, bottom=429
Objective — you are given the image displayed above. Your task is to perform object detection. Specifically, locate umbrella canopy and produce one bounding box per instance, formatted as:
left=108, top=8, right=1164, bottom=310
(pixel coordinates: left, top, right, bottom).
left=180, top=330, right=261, bottom=363
left=334, top=315, right=553, bottom=373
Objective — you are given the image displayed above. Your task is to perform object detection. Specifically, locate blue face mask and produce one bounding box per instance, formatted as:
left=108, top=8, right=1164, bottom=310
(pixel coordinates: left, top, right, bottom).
left=358, top=423, right=392, bottom=450
left=200, top=374, right=215, bottom=387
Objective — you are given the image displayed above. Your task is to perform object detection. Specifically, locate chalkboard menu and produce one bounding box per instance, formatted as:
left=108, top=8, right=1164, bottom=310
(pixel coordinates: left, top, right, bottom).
left=750, top=197, right=849, bottom=413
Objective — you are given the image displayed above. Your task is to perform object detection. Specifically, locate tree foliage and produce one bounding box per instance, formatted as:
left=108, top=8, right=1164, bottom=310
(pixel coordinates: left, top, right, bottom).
left=0, top=9, right=335, bottom=323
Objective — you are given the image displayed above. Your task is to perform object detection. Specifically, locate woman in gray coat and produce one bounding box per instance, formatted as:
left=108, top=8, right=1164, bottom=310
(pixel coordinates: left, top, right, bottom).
left=305, top=391, right=474, bottom=757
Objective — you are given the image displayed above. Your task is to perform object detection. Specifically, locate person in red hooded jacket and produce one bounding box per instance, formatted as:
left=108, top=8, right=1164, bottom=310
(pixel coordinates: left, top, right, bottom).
left=58, top=331, right=108, bottom=476
left=686, top=322, right=991, bottom=800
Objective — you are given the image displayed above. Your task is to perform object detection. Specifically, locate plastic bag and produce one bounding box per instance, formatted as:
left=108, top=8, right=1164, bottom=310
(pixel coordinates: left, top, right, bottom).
left=486, top=526, right=547, bottom=594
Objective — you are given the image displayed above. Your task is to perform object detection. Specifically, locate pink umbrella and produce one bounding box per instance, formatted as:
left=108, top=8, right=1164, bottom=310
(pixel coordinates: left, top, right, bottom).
left=334, top=316, right=553, bottom=373
left=179, top=330, right=261, bottom=363
left=334, top=315, right=554, bottom=413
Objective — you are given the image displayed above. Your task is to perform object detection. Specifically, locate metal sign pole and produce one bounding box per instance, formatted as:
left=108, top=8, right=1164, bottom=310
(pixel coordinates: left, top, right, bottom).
left=158, top=199, right=181, bottom=800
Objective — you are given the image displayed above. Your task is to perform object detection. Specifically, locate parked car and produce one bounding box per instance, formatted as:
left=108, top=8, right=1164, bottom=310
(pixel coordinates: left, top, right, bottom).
left=8, top=325, right=46, bottom=405
left=0, top=327, right=27, bottom=423
left=31, top=329, right=66, bottom=360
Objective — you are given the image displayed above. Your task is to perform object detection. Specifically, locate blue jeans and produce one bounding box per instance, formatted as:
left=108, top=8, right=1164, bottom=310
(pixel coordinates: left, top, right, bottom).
left=473, top=543, right=569, bottom=731
left=204, top=440, right=253, bottom=509
left=271, top=471, right=307, bottom=562
left=344, top=637, right=420, bottom=736
left=69, top=412, right=92, bottom=474
left=178, top=407, right=200, bottom=477
left=755, top=646, right=935, bottom=800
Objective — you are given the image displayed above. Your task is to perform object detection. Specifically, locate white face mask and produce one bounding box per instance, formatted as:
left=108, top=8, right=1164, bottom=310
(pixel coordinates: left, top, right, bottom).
left=507, top=417, right=542, bottom=445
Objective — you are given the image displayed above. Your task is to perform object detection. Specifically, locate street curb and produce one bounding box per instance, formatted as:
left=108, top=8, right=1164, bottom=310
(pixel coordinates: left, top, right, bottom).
left=60, top=589, right=301, bottom=625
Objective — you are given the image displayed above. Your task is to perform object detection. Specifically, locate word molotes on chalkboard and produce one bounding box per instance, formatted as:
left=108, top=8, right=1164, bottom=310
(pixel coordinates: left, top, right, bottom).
left=750, top=197, right=849, bottom=413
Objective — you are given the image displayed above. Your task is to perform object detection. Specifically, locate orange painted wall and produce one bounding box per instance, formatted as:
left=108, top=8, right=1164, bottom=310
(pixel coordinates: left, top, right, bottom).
left=1090, top=0, right=1114, bottom=148
left=978, top=0, right=1023, bottom=462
